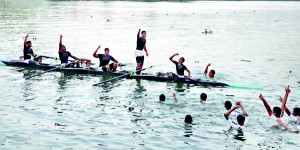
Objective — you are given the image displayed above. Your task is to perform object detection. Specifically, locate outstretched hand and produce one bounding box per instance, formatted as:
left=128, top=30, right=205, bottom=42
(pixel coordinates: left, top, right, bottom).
left=285, top=86, right=291, bottom=94
left=259, top=93, right=265, bottom=101
left=207, top=63, right=211, bottom=67
left=98, top=45, right=101, bottom=49
left=175, top=53, right=179, bottom=56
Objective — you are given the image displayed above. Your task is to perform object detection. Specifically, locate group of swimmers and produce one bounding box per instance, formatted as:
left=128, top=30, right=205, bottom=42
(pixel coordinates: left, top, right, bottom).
left=159, top=86, right=299, bottom=131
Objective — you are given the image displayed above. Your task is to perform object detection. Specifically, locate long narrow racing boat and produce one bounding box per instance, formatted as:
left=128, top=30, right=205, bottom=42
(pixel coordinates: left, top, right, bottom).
left=1, top=60, right=229, bottom=86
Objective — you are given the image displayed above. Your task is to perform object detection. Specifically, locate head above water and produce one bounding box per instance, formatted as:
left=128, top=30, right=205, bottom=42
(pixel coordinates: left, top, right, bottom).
left=237, top=115, right=245, bottom=125
left=293, top=107, right=300, bottom=116
left=159, top=94, right=166, bottom=102
left=141, top=31, right=146, bottom=38
left=26, top=41, right=32, bottom=47
left=178, top=57, right=185, bottom=64
left=224, top=101, right=232, bottom=110
left=185, top=115, right=193, bottom=124
left=209, top=70, right=215, bottom=78
left=200, top=93, right=207, bottom=101
left=104, top=48, right=110, bottom=55
left=273, top=106, right=282, bottom=117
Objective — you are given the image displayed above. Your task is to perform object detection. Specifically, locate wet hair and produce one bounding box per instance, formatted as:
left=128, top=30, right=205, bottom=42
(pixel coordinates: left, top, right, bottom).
left=26, top=41, right=31, bottom=44
left=237, top=115, right=245, bottom=125
left=180, top=57, right=185, bottom=62
left=200, top=93, right=207, bottom=101
left=293, top=107, right=300, bottom=116
left=185, top=115, right=193, bottom=124
left=159, top=94, right=165, bottom=101
left=104, top=48, right=109, bottom=51
left=273, top=107, right=282, bottom=117
left=141, top=31, right=146, bottom=34
left=210, top=70, right=215, bottom=75
left=224, top=101, right=232, bottom=110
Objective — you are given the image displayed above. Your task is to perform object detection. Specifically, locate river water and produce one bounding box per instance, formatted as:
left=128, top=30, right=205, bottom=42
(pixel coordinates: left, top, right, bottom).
left=0, top=0, right=300, bottom=149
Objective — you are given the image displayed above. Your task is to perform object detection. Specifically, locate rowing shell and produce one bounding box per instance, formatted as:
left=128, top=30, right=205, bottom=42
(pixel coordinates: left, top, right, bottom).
left=1, top=60, right=228, bottom=87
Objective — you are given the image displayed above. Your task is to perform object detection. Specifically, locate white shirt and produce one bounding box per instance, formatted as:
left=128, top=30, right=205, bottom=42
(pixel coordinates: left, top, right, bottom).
left=270, top=114, right=285, bottom=127
left=224, top=109, right=241, bottom=120
left=227, top=118, right=245, bottom=129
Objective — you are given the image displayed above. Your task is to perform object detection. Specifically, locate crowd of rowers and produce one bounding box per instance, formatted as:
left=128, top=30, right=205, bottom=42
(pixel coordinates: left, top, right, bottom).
left=20, top=29, right=216, bottom=80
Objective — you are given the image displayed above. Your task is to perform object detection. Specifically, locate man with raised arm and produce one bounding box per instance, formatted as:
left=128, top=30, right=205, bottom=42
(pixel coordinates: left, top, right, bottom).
left=135, top=29, right=149, bottom=74
left=258, top=86, right=291, bottom=130
left=204, top=63, right=215, bottom=79
left=58, top=35, right=90, bottom=66
left=157, top=53, right=191, bottom=80
left=19, top=34, right=41, bottom=64
left=93, top=45, right=118, bottom=72
left=224, top=102, right=248, bottom=129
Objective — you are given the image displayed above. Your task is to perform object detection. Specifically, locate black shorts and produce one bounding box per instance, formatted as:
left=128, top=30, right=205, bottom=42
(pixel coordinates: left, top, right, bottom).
left=136, top=56, right=144, bottom=64
left=101, top=63, right=114, bottom=72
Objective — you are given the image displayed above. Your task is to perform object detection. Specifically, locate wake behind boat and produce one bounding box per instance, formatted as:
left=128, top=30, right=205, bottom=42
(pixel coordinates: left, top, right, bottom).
left=1, top=60, right=229, bottom=87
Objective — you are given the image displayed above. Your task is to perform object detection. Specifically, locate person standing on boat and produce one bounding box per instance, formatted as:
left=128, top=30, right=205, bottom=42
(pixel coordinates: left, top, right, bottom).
left=157, top=53, right=191, bottom=80
left=135, top=29, right=149, bottom=74
left=58, top=35, right=89, bottom=66
left=93, top=45, right=118, bottom=72
left=19, top=34, right=41, bottom=64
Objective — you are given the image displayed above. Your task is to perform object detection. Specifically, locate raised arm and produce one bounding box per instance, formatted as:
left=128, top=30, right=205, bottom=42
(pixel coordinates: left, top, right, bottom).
left=173, top=92, right=178, bottom=103
left=169, top=53, right=178, bottom=62
left=24, top=34, right=28, bottom=46
left=279, top=96, right=291, bottom=116
left=259, top=94, right=272, bottom=117
left=93, top=45, right=101, bottom=58
left=204, top=63, right=211, bottom=75
left=137, top=29, right=141, bottom=40
left=281, top=86, right=291, bottom=111
left=224, top=105, right=239, bottom=120
left=238, top=102, right=249, bottom=116
left=59, top=35, right=63, bottom=53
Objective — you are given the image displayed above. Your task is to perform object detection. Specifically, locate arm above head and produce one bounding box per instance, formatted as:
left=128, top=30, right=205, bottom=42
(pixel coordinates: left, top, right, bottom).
left=24, top=34, right=29, bottom=46
left=204, top=63, right=211, bottom=75
left=169, top=53, right=178, bottom=62
left=281, top=86, right=291, bottom=111
left=224, top=105, right=239, bottom=120
left=259, top=93, right=273, bottom=117
left=93, top=45, right=101, bottom=58
left=137, top=29, right=141, bottom=40
left=59, top=35, right=63, bottom=53
left=238, top=102, right=249, bottom=116
left=279, top=96, right=291, bottom=116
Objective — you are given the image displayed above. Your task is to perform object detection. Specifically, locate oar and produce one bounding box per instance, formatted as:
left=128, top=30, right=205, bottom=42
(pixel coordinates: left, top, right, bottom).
left=25, top=62, right=76, bottom=80
left=92, top=65, right=154, bottom=86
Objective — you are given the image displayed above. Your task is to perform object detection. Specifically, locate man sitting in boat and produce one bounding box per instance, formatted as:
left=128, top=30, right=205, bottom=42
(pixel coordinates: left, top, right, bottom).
left=19, top=34, right=42, bottom=64
left=93, top=45, right=119, bottom=72
left=157, top=53, right=191, bottom=80
left=204, top=63, right=215, bottom=78
left=59, top=35, right=89, bottom=67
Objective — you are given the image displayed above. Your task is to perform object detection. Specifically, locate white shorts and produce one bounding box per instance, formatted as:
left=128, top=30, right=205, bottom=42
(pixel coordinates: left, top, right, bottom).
left=135, top=50, right=144, bottom=57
